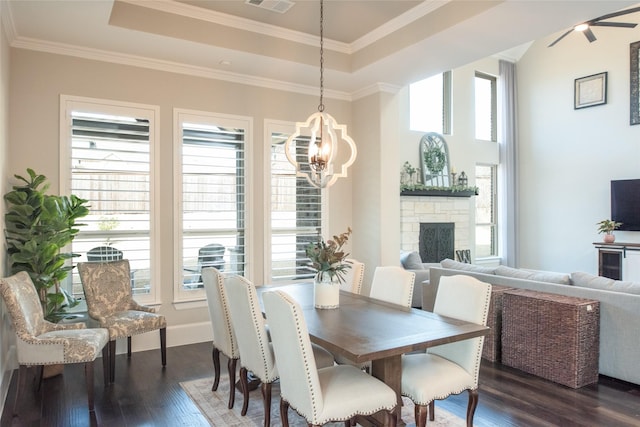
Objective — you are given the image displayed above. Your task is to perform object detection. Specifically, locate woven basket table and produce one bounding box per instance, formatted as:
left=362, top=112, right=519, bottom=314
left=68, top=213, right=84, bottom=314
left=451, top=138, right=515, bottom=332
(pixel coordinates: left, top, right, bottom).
left=501, top=289, right=600, bottom=388
left=482, top=285, right=513, bottom=362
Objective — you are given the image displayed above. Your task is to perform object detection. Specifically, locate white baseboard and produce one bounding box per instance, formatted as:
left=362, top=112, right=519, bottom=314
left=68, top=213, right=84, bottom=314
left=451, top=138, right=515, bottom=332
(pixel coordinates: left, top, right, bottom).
left=120, top=320, right=212, bottom=354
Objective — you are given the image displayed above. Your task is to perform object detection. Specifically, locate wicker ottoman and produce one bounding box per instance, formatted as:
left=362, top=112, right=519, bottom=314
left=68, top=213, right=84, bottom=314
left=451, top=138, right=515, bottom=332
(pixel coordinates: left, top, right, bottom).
left=501, top=289, right=600, bottom=388
left=482, top=285, right=513, bottom=362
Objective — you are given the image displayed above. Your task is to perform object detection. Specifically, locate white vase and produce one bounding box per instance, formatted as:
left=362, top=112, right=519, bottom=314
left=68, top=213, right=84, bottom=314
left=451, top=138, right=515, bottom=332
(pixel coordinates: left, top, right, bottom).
left=313, top=273, right=340, bottom=309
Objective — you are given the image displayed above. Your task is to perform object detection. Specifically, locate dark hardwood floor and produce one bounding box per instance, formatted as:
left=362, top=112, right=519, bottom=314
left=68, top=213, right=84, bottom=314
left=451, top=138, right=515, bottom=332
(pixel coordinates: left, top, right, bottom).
left=1, top=342, right=638, bottom=426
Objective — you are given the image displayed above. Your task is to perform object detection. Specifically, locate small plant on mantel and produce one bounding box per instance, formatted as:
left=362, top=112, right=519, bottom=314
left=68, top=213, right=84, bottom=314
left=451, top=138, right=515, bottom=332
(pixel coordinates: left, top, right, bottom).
left=597, top=219, right=622, bottom=243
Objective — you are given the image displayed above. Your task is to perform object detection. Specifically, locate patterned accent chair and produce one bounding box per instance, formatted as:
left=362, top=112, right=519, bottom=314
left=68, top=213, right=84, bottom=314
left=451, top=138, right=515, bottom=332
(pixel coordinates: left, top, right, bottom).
left=0, top=272, right=110, bottom=414
left=263, top=290, right=398, bottom=427
left=369, top=266, right=415, bottom=308
left=401, top=275, right=491, bottom=427
left=224, top=275, right=334, bottom=427
left=341, top=259, right=365, bottom=294
left=77, top=259, right=167, bottom=383
left=201, top=267, right=239, bottom=409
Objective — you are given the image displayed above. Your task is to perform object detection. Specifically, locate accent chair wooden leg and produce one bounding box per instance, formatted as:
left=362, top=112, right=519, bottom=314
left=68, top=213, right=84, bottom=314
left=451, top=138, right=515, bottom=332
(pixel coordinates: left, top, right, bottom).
left=280, top=399, right=290, bottom=427
left=109, top=340, right=116, bottom=383
left=211, top=347, right=221, bottom=391
left=227, top=357, right=237, bottom=409
left=415, top=403, right=427, bottom=427
left=13, top=365, right=28, bottom=416
left=85, top=361, right=95, bottom=411
left=240, top=367, right=250, bottom=416
left=160, top=327, right=167, bottom=367
left=102, top=345, right=110, bottom=387
left=429, top=401, right=435, bottom=421
left=36, top=365, right=44, bottom=391
left=385, top=409, right=397, bottom=427
left=466, top=389, right=479, bottom=427
left=127, top=336, right=132, bottom=358
left=262, top=381, right=272, bottom=427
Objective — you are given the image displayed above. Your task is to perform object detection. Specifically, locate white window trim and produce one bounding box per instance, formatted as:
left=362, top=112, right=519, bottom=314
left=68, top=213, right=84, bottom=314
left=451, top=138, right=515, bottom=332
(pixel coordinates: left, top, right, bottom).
left=263, top=119, right=328, bottom=283
left=173, top=108, right=253, bottom=303
left=59, top=94, right=161, bottom=305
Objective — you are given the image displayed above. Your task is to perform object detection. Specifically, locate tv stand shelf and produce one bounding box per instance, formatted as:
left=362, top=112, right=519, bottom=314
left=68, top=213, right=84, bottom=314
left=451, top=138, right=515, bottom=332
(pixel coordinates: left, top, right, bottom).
left=593, top=242, right=640, bottom=281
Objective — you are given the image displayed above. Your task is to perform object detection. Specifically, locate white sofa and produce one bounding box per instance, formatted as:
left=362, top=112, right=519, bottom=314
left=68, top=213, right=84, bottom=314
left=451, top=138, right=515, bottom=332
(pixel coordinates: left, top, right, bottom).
left=425, top=259, right=640, bottom=386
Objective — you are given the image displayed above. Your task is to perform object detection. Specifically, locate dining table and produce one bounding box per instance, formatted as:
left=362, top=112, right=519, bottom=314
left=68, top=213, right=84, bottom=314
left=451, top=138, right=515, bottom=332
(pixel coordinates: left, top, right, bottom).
left=256, top=282, right=489, bottom=426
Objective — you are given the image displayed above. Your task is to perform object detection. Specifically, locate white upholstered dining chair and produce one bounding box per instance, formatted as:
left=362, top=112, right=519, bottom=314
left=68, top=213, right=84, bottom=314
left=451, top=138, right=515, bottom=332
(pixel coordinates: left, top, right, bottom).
left=224, top=275, right=334, bottom=427
left=0, top=271, right=110, bottom=414
left=202, top=267, right=239, bottom=409
left=336, top=265, right=415, bottom=370
left=401, top=274, right=491, bottom=427
left=263, top=290, right=398, bottom=427
left=341, top=259, right=365, bottom=294
left=369, top=266, right=415, bottom=308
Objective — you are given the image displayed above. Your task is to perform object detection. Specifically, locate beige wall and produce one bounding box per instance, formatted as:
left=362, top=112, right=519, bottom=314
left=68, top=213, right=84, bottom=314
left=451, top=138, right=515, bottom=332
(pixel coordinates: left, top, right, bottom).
left=0, top=3, right=13, bottom=413
left=7, top=48, right=356, bottom=329
left=517, top=29, right=640, bottom=273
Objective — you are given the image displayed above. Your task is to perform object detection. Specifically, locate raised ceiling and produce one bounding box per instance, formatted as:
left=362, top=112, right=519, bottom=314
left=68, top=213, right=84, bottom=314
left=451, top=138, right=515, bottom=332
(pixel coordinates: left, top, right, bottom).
left=4, top=0, right=640, bottom=98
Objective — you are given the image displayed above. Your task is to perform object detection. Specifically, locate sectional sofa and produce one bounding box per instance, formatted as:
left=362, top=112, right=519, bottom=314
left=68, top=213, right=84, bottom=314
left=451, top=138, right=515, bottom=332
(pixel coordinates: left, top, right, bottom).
left=423, top=259, right=640, bottom=386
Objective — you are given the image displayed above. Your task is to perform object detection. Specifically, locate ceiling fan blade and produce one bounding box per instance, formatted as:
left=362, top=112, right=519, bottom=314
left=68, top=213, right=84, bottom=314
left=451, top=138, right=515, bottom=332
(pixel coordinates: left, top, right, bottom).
left=591, top=21, right=637, bottom=28
left=591, top=6, right=640, bottom=22
left=548, top=28, right=574, bottom=47
left=584, top=27, right=597, bottom=43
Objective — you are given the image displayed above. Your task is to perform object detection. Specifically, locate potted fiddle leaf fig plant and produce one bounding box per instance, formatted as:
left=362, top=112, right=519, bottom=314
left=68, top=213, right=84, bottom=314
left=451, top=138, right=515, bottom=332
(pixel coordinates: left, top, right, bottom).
left=4, top=168, right=90, bottom=322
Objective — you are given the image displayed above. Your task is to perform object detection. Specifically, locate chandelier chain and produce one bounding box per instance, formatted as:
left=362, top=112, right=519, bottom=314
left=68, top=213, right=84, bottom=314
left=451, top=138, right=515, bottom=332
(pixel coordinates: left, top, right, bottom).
left=318, top=0, right=325, bottom=113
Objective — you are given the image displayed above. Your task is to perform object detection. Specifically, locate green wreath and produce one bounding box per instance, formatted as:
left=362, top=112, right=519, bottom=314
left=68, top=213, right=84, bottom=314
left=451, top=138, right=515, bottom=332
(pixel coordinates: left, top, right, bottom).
left=424, top=147, right=446, bottom=174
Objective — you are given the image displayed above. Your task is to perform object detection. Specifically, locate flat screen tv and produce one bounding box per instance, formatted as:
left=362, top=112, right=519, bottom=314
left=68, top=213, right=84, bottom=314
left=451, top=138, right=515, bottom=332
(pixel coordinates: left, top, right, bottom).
left=611, top=179, right=640, bottom=231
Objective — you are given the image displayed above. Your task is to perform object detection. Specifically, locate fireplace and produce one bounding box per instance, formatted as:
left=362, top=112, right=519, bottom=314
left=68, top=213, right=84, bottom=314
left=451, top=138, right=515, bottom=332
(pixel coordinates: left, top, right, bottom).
left=419, top=222, right=455, bottom=263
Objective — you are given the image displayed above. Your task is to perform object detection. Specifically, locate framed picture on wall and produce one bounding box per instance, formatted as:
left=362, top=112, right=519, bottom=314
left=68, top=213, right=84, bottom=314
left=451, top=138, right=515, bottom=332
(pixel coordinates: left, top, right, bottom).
left=574, top=72, right=608, bottom=109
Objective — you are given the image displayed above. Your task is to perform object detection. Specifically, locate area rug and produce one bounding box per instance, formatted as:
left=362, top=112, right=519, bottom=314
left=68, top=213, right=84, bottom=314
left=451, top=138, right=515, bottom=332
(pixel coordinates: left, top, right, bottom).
left=180, top=376, right=465, bottom=426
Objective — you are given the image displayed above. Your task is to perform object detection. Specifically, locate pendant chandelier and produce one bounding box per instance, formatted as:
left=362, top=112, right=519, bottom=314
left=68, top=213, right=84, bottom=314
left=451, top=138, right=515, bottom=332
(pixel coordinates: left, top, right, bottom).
left=284, top=0, right=357, bottom=189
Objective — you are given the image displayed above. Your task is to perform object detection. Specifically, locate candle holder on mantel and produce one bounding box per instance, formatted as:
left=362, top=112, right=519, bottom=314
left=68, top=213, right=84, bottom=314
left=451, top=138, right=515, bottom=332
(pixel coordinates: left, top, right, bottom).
left=458, top=171, right=468, bottom=187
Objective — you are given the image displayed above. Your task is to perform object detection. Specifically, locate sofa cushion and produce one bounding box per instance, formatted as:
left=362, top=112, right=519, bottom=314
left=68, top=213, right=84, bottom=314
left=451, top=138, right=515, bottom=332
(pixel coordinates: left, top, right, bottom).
left=571, top=271, right=640, bottom=295
left=400, top=251, right=424, bottom=270
left=495, top=266, right=571, bottom=285
left=440, top=258, right=496, bottom=274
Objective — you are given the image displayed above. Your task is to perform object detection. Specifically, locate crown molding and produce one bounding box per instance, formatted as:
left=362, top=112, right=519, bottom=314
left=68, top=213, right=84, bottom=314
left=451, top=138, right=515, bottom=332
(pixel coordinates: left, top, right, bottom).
left=10, top=36, right=353, bottom=101
left=352, top=82, right=401, bottom=101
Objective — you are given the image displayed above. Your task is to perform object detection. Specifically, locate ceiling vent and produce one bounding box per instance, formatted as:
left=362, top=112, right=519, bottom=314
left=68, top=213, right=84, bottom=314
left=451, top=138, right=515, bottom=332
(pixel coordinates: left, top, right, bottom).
left=245, top=0, right=295, bottom=14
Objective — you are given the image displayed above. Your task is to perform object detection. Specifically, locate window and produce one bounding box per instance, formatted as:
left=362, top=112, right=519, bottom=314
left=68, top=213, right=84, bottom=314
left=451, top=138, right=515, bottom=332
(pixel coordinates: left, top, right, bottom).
left=410, top=71, right=452, bottom=134
left=60, top=96, right=160, bottom=304
left=475, top=164, right=497, bottom=258
left=174, top=109, right=250, bottom=300
left=474, top=72, right=497, bottom=141
left=266, top=121, right=324, bottom=283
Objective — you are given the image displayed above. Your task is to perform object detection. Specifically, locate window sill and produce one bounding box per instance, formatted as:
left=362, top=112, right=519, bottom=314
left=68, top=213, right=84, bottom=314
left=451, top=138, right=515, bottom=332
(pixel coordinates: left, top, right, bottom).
left=400, top=189, right=478, bottom=197
left=172, top=299, right=207, bottom=311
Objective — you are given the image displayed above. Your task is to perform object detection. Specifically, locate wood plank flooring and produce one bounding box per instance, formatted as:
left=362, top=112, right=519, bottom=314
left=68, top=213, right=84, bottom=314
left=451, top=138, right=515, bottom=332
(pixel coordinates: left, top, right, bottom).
left=1, top=342, right=638, bottom=426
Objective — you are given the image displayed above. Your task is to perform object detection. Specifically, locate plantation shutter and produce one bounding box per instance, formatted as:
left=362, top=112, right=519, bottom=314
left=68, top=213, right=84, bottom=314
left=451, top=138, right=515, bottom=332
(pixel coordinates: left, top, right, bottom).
left=180, top=120, right=246, bottom=288
left=270, top=133, right=322, bottom=282
left=69, top=110, right=152, bottom=297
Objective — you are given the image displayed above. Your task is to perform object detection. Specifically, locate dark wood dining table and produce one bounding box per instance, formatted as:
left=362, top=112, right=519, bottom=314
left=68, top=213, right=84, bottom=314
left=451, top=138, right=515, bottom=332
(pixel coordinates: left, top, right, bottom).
left=257, top=282, right=489, bottom=425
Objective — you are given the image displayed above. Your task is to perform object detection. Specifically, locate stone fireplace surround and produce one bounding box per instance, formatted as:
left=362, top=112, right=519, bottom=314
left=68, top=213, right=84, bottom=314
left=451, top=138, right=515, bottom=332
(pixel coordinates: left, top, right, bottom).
left=400, top=195, right=472, bottom=260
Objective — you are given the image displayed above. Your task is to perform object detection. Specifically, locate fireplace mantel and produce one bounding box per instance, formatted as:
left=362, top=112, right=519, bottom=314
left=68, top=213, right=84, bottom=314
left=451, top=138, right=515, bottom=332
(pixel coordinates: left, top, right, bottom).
left=401, top=189, right=477, bottom=197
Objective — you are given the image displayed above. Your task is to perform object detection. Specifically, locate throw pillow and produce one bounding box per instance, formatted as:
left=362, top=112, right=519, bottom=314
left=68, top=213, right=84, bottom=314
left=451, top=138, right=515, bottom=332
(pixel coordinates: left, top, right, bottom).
left=400, top=251, right=424, bottom=270
left=440, top=258, right=496, bottom=274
